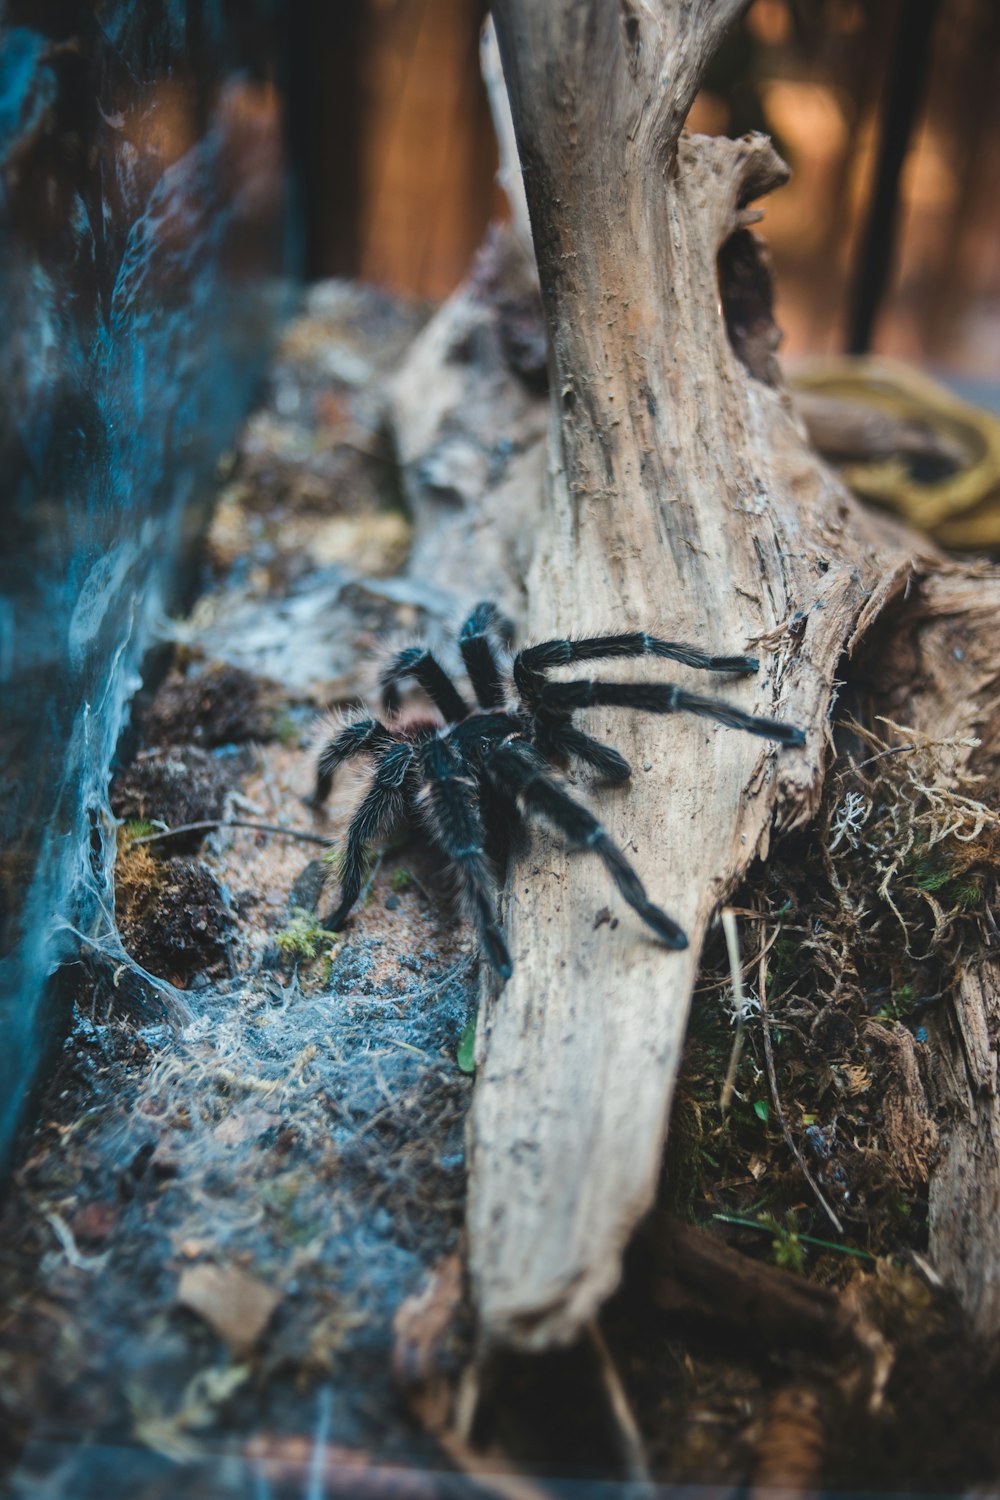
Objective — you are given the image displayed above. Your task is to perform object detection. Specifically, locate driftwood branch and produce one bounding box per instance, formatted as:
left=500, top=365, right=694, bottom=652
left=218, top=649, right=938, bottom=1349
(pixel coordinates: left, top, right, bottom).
left=466, top=0, right=913, bottom=1351
left=390, top=6, right=1000, bottom=1350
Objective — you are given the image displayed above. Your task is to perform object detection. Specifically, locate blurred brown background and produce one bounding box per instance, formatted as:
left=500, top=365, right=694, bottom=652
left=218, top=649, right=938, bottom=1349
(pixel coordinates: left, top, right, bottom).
left=291, top=0, right=1000, bottom=378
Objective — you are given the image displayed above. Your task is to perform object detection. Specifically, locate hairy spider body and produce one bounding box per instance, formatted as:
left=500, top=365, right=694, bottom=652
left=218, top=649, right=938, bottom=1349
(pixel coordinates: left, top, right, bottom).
left=312, top=603, right=805, bottom=979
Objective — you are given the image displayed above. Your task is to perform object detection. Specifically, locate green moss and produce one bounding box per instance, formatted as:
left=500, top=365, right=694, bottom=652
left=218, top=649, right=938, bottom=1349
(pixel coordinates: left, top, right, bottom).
left=949, top=877, right=983, bottom=909
left=911, top=858, right=953, bottom=894
left=760, top=1210, right=806, bottom=1275
left=275, top=907, right=338, bottom=961
left=274, top=712, right=299, bottom=746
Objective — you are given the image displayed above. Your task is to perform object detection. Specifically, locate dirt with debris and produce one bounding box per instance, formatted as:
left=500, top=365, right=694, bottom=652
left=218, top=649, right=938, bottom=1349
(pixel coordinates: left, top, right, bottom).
left=139, top=662, right=275, bottom=750
left=2, top=279, right=1000, bottom=1499
left=0, top=284, right=480, bottom=1500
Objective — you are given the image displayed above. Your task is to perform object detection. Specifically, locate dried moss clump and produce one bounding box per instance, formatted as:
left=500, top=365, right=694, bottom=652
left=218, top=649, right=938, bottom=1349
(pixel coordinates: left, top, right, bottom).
left=116, top=840, right=231, bottom=983
left=110, top=746, right=236, bottom=849
left=675, top=718, right=1000, bottom=1269
left=142, top=662, right=272, bottom=748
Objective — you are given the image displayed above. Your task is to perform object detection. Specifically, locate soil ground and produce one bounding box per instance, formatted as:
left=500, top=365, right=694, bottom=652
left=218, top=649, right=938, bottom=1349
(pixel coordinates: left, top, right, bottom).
left=1, top=282, right=998, bottom=1500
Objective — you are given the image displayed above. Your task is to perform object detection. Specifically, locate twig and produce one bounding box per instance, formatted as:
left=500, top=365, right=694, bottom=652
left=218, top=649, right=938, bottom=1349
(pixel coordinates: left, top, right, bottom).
left=587, top=1321, right=652, bottom=1490
left=44, top=1210, right=109, bottom=1272
left=132, top=819, right=330, bottom=848
left=694, top=920, right=779, bottom=996
left=306, top=1386, right=332, bottom=1500
left=409, top=954, right=476, bottom=1006
left=758, top=950, right=845, bottom=1236
left=358, top=851, right=383, bottom=907
left=720, top=907, right=747, bottom=1114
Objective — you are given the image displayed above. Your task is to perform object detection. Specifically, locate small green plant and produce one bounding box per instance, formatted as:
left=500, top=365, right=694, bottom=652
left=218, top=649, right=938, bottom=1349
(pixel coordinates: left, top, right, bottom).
left=274, top=712, right=299, bottom=746
left=877, top=982, right=915, bottom=1022
left=274, top=907, right=338, bottom=961
left=390, top=868, right=413, bottom=893
left=760, top=1210, right=806, bottom=1275
left=124, top=819, right=154, bottom=840
left=911, top=856, right=954, bottom=894
left=949, top=877, right=983, bottom=909
left=713, top=1213, right=875, bottom=1264
left=457, top=1013, right=477, bottom=1075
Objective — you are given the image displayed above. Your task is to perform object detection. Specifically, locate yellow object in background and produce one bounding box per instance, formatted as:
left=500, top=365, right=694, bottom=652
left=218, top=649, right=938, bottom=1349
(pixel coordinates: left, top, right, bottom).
left=790, top=357, right=1000, bottom=550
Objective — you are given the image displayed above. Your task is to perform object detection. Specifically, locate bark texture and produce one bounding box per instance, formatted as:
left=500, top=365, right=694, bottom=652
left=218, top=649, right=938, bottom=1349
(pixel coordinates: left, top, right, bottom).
left=869, top=569, right=1000, bottom=1338
left=469, top=0, right=915, bottom=1350
left=389, top=4, right=1000, bottom=1353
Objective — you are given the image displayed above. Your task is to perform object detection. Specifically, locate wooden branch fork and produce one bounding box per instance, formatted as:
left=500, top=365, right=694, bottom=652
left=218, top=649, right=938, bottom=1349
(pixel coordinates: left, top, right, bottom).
left=394, top=1, right=1000, bottom=1353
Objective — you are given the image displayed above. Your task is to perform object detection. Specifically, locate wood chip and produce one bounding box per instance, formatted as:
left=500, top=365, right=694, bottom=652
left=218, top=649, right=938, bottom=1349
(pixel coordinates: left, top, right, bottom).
left=177, top=1263, right=281, bottom=1357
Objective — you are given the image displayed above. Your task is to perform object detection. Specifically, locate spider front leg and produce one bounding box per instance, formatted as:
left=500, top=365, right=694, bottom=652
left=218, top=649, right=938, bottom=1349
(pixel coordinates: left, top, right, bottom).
left=535, top=719, right=632, bottom=784
left=513, top=631, right=759, bottom=704
left=486, top=739, right=688, bottom=950
left=420, top=736, right=512, bottom=979
left=380, top=646, right=470, bottom=721
left=458, top=602, right=512, bottom=710
left=310, top=716, right=396, bottom=808
left=323, top=743, right=412, bottom=929
left=537, top=679, right=805, bottom=747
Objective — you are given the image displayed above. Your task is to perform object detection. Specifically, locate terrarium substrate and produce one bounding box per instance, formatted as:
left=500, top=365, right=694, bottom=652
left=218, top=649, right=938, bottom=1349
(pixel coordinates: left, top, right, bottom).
left=1, top=253, right=1000, bottom=1496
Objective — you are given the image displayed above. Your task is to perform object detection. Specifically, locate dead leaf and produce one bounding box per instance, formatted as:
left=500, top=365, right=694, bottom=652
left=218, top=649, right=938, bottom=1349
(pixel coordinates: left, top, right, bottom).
left=214, top=1107, right=281, bottom=1146
left=177, top=1263, right=281, bottom=1357
left=392, top=1253, right=463, bottom=1396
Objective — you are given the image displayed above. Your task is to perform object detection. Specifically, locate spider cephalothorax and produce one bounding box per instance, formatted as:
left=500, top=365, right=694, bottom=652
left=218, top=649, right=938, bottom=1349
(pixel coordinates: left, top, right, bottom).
left=311, top=602, right=804, bottom=979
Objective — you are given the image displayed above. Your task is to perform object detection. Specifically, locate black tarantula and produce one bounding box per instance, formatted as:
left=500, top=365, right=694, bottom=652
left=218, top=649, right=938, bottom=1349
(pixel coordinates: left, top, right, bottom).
left=311, top=603, right=805, bottom=979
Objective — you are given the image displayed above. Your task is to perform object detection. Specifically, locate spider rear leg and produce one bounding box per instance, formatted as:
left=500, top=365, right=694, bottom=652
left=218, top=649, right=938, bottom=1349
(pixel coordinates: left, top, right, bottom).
left=538, top=679, right=805, bottom=747
left=486, top=741, right=688, bottom=950
left=324, top=744, right=412, bottom=928
left=381, top=647, right=470, bottom=721
left=310, top=716, right=396, bottom=808
left=421, top=737, right=512, bottom=979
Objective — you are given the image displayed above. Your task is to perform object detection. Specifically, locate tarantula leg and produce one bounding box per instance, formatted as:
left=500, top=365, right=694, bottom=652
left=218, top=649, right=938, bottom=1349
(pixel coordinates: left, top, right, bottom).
left=459, top=602, right=509, bottom=710
left=324, top=744, right=412, bottom=928
left=513, top=632, right=758, bottom=701
left=486, top=741, right=688, bottom=950
left=540, top=721, right=632, bottom=784
left=421, top=737, right=512, bottom=979
left=380, top=646, right=470, bottom=721
left=537, top=679, right=806, bottom=747
left=310, top=717, right=395, bottom=807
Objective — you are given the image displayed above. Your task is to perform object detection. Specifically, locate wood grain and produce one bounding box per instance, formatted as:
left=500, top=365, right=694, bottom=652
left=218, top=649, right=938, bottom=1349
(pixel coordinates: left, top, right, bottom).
left=470, top=0, right=907, bottom=1348
left=390, top=4, right=1000, bottom=1351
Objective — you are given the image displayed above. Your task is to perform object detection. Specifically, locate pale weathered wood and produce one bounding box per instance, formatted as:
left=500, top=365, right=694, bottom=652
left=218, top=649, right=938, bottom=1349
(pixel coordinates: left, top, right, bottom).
left=389, top=4, right=1000, bottom=1349
left=388, top=223, right=546, bottom=625
left=468, top=0, right=915, bottom=1350
left=869, top=569, right=1000, bottom=1337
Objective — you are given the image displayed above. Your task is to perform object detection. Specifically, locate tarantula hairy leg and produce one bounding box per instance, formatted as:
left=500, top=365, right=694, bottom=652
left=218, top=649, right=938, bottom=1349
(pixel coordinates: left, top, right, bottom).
left=311, top=603, right=805, bottom=979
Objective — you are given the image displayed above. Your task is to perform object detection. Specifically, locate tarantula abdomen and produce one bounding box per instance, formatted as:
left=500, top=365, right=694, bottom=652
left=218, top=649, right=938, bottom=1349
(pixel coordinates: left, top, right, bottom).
left=312, top=604, right=804, bottom=979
